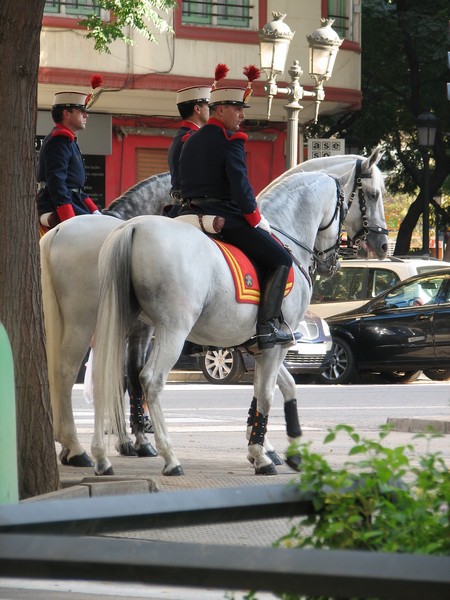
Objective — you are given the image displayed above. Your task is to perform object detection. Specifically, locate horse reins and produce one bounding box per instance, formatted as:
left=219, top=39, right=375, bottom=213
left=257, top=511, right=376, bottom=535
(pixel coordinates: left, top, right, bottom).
left=271, top=178, right=345, bottom=286
left=270, top=158, right=387, bottom=285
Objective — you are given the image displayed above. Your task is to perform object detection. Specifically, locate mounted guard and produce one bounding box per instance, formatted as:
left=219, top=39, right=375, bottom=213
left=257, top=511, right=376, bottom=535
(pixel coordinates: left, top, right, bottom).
left=179, top=65, right=294, bottom=350
left=36, top=75, right=104, bottom=235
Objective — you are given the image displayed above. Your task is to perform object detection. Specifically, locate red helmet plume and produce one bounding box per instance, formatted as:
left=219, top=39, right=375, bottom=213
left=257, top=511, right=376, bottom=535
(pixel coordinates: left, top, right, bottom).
left=212, top=63, right=229, bottom=89
left=243, top=65, right=261, bottom=102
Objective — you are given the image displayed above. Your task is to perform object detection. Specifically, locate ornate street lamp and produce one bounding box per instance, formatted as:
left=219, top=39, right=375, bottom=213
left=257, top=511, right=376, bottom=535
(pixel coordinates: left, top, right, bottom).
left=258, top=13, right=342, bottom=169
left=416, top=111, right=438, bottom=255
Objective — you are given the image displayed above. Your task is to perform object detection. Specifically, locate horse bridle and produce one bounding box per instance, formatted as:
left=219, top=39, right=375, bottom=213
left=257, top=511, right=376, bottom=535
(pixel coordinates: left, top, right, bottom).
left=271, top=181, right=344, bottom=286
left=346, top=159, right=389, bottom=248
left=270, top=158, right=388, bottom=285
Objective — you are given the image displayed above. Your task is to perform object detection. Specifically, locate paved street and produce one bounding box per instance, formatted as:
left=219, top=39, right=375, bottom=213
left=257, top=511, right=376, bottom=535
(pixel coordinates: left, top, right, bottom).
left=1, top=377, right=449, bottom=600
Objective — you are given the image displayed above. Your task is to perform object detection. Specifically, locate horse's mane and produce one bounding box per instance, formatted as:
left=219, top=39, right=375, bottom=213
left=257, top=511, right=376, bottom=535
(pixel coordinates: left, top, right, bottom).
left=257, top=148, right=385, bottom=203
left=259, top=171, right=328, bottom=225
left=103, top=172, right=171, bottom=219
left=260, top=171, right=320, bottom=205
left=300, top=154, right=362, bottom=169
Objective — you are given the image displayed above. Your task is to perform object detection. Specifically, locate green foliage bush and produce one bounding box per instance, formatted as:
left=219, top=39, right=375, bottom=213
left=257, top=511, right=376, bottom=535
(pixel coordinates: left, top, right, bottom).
left=271, top=424, right=449, bottom=600
left=281, top=425, right=449, bottom=556
left=229, top=425, right=449, bottom=600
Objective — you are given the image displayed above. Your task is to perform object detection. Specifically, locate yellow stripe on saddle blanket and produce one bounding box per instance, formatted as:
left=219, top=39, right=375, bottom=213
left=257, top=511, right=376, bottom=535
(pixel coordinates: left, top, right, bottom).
left=212, top=239, right=294, bottom=305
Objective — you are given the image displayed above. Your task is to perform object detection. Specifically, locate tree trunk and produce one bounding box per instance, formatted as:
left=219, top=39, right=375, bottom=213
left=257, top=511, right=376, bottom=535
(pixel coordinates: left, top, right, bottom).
left=0, top=1, right=59, bottom=498
left=394, top=195, right=423, bottom=255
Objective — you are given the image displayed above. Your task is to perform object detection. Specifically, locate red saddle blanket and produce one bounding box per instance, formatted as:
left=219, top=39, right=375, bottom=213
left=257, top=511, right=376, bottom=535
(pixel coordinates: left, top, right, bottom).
left=212, top=238, right=294, bottom=305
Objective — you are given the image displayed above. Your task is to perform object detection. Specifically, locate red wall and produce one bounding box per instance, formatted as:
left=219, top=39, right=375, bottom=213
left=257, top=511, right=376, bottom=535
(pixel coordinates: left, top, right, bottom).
left=105, top=117, right=288, bottom=205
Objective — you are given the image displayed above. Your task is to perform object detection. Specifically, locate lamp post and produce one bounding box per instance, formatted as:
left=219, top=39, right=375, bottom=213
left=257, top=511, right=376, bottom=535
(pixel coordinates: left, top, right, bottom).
left=416, top=111, right=438, bottom=255
left=258, top=13, right=342, bottom=170
left=434, top=192, right=442, bottom=259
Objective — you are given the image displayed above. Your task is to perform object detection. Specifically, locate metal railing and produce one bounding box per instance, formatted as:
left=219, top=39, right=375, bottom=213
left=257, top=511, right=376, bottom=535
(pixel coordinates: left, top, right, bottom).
left=0, top=483, right=449, bottom=599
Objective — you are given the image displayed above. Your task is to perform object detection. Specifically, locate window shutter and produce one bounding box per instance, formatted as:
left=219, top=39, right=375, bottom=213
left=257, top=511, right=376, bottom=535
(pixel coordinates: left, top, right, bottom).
left=136, top=148, right=169, bottom=182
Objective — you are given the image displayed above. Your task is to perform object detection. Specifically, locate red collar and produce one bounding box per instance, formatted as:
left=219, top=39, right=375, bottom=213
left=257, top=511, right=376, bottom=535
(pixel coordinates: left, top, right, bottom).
left=207, top=117, right=227, bottom=130
left=207, top=117, right=247, bottom=142
left=180, top=120, right=200, bottom=131
left=52, top=123, right=75, bottom=142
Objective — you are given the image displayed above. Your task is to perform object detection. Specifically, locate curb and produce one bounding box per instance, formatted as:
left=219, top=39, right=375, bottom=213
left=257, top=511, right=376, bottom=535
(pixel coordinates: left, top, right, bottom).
left=22, top=476, right=160, bottom=503
left=168, top=370, right=206, bottom=383
left=387, top=416, right=450, bottom=434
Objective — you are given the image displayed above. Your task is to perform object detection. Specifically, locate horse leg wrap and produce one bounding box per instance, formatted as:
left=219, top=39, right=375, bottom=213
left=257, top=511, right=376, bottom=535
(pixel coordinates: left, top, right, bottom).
left=246, top=397, right=257, bottom=427
left=248, top=409, right=268, bottom=447
left=284, top=399, right=302, bottom=438
left=129, top=392, right=144, bottom=427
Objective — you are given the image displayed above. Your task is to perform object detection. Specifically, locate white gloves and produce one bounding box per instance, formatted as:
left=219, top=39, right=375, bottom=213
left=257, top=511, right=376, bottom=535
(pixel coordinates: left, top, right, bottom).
left=257, top=214, right=272, bottom=235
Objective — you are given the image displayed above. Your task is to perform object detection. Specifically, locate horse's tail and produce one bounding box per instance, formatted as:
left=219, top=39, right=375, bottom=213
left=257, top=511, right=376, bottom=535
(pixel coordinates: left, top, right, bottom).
left=93, top=223, right=136, bottom=434
left=39, top=230, right=64, bottom=420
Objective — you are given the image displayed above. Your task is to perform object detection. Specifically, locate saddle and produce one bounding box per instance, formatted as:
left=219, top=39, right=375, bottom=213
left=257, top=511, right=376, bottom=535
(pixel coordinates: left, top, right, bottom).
left=174, top=213, right=294, bottom=304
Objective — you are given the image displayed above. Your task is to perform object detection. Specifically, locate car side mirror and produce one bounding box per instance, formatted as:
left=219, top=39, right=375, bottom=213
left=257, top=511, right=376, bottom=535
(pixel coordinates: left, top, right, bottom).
left=371, top=299, right=390, bottom=312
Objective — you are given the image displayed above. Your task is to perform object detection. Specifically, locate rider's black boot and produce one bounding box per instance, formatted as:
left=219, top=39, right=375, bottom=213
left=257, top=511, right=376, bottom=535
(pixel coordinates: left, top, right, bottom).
left=256, top=265, right=294, bottom=350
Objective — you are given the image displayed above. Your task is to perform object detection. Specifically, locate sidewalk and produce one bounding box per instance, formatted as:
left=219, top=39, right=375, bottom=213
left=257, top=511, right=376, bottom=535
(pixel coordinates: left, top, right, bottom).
left=3, top=382, right=449, bottom=600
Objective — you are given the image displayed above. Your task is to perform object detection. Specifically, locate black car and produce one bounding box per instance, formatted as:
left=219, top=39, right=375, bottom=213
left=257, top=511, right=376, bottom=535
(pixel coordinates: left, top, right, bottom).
left=318, top=268, right=450, bottom=384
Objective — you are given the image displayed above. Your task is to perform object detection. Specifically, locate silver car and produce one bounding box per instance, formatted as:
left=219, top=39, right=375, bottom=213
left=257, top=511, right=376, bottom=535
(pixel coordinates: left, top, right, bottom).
left=175, top=311, right=332, bottom=384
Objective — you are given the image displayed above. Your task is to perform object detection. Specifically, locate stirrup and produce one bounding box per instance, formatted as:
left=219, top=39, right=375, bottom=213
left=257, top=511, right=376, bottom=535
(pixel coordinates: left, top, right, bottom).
left=257, top=321, right=295, bottom=350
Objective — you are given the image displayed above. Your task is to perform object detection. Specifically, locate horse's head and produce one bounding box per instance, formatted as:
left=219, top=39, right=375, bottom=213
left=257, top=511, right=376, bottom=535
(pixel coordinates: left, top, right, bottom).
left=309, top=177, right=347, bottom=278
left=343, top=148, right=389, bottom=259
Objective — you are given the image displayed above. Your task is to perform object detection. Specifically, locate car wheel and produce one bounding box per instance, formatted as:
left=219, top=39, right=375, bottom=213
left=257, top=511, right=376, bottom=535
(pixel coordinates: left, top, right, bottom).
left=292, top=374, right=316, bottom=384
left=381, top=370, right=422, bottom=384
left=201, top=348, right=245, bottom=384
left=423, top=368, right=450, bottom=381
left=318, top=338, right=357, bottom=384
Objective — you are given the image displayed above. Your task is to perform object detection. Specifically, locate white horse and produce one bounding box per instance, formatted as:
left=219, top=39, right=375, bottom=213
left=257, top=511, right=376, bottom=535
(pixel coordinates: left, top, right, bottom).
left=92, top=152, right=388, bottom=476
left=40, top=172, right=171, bottom=467
left=258, top=152, right=388, bottom=258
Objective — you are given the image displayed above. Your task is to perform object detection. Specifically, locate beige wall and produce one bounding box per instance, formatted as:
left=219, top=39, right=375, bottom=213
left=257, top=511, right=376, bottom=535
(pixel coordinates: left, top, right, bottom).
left=39, top=0, right=360, bottom=123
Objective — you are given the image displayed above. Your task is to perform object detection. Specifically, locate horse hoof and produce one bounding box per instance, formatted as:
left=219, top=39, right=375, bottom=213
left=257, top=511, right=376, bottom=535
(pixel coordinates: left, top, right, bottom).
left=65, top=452, right=94, bottom=467
left=118, top=442, right=138, bottom=457
left=285, top=454, right=302, bottom=471
left=136, top=443, right=158, bottom=458
left=96, top=466, right=115, bottom=476
left=255, top=463, right=277, bottom=476
left=266, top=450, right=283, bottom=466
left=163, top=465, right=184, bottom=476
left=59, top=447, right=70, bottom=465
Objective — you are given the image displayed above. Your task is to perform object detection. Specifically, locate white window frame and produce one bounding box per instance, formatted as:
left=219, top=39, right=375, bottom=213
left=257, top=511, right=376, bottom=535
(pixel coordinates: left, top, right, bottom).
left=182, top=1, right=253, bottom=30
left=44, top=1, right=108, bottom=20
left=328, top=0, right=361, bottom=43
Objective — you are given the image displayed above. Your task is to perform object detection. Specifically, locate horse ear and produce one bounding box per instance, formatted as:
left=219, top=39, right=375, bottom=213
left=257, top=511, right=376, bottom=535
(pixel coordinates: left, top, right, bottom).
left=362, top=146, right=383, bottom=172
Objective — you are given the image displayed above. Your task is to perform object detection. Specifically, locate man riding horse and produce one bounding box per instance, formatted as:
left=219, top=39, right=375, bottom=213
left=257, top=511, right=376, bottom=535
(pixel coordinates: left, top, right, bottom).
left=179, top=66, right=294, bottom=350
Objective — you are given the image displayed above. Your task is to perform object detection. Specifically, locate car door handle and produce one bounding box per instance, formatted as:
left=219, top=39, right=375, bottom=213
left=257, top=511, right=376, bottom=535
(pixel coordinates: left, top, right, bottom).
left=417, top=314, right=431, bottom=320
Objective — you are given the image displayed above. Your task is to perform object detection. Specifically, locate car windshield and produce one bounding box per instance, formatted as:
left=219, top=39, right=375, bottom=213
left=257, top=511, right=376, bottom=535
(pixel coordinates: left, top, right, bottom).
left=384, top=275, right=447, bottom=308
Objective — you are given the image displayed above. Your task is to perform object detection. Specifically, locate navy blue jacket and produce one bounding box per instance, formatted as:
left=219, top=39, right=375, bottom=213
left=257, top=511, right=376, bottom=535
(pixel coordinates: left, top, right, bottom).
left=36, top=123, right=92, bottom=216
left=167, top=121, right=199, bottom=197
left=179, top=118, right=259, bottom=228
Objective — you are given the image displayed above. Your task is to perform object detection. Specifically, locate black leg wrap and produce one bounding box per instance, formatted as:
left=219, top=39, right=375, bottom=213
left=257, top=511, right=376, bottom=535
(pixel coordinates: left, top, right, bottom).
left=129, top=392, right=145, bottom=427
left=284, top=399, right=302, bottom=438
left=248, top=410, right=268, bottom=447
left=246, top=397, right=257, bottom=427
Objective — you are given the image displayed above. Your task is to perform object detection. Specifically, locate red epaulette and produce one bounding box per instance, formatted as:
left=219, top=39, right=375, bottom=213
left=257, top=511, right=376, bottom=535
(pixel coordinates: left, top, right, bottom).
left=220, top=130, right=248, bottom=143
left=51, top=124, right=75, bottom=142
left=181, top=130, right=197, bottom=143
left=207, top=118, right=248, bottom=143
